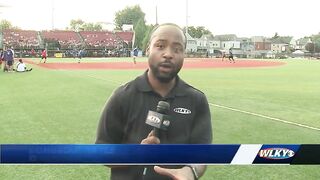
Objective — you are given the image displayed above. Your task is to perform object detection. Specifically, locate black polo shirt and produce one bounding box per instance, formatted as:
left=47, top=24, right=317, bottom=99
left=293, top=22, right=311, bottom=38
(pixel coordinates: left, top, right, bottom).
left=96, top=71, right=212, bottom=180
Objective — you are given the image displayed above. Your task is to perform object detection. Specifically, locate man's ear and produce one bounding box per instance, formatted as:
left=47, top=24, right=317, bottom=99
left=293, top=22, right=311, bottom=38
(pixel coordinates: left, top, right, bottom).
left=146, top=46, right=150, bottom=56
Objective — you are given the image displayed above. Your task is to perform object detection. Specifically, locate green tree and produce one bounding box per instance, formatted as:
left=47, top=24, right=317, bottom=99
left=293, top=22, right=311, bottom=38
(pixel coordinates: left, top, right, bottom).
left=114, top=5, right=148, bottom=49
left=82, top=23, right=102, bottom=31
left=68, top=19, right=85, bottom=31
left=305, top=35, right=318, bottom=53
left=67, top=19, right=102, bottom=31
left=0, top=19, right=19, bottom=30
left=185, top=26, right=196, bottom=37
left=141, top=24, right=154, bottom=51
left=133, top=18, right=147, bottom=49
left=184, top=26, right=212, bottom=38
left=305, top=42, right=315, bottom=53
left=272, top=32, right=279, bottom=39
left=114, top=5, right=145, bottom=30
left=311, top=34, right=320, bottom=53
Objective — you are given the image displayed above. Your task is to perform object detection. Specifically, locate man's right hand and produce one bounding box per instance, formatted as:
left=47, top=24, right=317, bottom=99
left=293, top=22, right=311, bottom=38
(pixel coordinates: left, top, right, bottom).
left=140, top=130, right=160, bottom=144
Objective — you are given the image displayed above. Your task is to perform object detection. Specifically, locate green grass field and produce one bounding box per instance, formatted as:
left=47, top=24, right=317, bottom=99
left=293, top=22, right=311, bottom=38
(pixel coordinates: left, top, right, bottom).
left=0, top=58, right=319, bottom=179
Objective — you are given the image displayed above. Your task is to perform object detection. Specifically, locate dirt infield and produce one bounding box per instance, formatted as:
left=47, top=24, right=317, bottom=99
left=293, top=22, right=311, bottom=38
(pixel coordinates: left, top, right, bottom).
left=26, top=58, right=286, bottom=70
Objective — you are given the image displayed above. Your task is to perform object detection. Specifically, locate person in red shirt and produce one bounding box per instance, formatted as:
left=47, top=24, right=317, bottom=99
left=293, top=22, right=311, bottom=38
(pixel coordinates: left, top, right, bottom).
left=31, top=48, right=36, bottom=58
left=40, top=49, right=47, bottom=63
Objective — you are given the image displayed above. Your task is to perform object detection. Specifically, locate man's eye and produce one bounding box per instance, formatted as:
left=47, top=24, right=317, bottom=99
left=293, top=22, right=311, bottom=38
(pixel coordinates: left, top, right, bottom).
left=157, top=44, right=164, bottom=48
left=174, top=47, right=183, bottom=53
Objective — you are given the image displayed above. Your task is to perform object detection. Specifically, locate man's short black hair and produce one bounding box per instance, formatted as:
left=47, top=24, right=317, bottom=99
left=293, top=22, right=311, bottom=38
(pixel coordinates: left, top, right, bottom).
left=148, top=23, right=187, bottom=49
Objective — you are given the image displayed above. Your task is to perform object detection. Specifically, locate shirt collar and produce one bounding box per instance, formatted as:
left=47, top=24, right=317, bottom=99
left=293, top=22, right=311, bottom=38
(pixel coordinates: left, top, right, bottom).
left=135, top=70, right=187, bottom=97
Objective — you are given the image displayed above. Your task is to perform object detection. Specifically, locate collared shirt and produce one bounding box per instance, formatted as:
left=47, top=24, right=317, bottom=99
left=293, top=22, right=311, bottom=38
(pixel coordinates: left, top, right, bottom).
left=96, top=71, right=212, bottom=180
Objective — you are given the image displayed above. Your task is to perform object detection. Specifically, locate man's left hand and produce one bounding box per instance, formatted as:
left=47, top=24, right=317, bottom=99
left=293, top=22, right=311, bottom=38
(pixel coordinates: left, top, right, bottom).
left=153, top=166, right=194, bottom=180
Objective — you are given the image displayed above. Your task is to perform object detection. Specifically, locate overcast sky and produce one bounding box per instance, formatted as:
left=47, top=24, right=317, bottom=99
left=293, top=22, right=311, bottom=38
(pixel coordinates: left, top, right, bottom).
left=0, top=0, right=319, bottom=39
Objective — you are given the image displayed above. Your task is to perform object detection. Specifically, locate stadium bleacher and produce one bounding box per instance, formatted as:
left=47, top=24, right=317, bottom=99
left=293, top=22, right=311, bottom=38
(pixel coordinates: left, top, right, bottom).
left=115, top=31, right=134, bottom=47
left=42, top=30, right=82, bottom=49
left=2, top=30, right=39, bottom=48
left=79, top=31, right=122, bottom=48
left=1, top=29, right=134, bottom=57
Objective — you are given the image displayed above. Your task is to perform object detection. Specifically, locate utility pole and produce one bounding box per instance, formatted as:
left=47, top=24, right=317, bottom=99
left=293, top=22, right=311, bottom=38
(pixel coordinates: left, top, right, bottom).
left=186, top=0, right=188, bottom=35
left=155, top=5, right=158, bottom=25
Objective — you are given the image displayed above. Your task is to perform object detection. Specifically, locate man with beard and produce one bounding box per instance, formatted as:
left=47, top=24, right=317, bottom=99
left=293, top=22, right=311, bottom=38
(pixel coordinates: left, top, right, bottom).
left=96, top=23, right=212, bottom=180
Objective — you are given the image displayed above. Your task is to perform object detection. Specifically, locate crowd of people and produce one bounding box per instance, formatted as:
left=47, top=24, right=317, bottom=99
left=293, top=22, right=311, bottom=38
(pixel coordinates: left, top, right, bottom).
left=2, top=30, right=39, bottom=49
left=41, top=31, right=83, bottom=49
left=80, top=31, right=124, bottom=49
left=1, top=30, right=135, bottom=60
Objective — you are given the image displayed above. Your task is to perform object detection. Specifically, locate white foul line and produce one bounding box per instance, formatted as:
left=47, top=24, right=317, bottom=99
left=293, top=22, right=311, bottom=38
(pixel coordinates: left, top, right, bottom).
left=209, top=103, right=320, bottom=132
left=62, top=72, right=320, bottom=132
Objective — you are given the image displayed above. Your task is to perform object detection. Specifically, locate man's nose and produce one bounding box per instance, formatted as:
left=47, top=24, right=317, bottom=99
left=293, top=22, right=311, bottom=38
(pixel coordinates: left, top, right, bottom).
left=163, top=48, right=173, bottom=59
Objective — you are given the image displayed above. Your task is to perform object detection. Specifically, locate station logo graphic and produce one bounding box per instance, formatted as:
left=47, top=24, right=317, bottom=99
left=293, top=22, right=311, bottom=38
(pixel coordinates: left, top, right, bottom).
left=258, top=148, right=295, bottom=160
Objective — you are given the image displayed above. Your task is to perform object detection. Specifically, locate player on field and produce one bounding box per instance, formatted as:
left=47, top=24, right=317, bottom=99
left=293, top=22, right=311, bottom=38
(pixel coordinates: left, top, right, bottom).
left=40, top=49, right=47, bottom=63
left=228, top=48, right=235, bottom=63
left=132, top=47, right=138, bottom=64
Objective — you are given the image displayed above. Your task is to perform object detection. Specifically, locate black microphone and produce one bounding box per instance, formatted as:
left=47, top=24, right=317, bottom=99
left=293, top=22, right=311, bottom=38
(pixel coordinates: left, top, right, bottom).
left=145, top=101, right=170, bottom=138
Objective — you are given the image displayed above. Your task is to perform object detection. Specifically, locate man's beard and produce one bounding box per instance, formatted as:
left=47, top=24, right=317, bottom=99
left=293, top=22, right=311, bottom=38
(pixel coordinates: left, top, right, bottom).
left=149, top=62, right=181, bottom=83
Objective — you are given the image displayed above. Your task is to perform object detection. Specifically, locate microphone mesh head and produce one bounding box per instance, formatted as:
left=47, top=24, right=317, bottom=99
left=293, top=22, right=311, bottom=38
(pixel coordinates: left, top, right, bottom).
left=157, top=101, right=170, bottom=114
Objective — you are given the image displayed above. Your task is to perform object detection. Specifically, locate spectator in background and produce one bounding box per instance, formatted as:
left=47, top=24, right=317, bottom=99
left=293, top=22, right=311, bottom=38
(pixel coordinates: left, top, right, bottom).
left=16, top=59, right=32, bottom=72
left=0, top=49, right=3, bottom=70
left=31, top=48, right=36, bottom=58
left=6, top=48, right=15, bottom=72
left=2, top=47, right=8, bottom=72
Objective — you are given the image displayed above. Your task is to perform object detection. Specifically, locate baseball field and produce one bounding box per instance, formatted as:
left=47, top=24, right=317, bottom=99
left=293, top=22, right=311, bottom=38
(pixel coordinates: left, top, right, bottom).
left=0, top=57, right=319, bottom=179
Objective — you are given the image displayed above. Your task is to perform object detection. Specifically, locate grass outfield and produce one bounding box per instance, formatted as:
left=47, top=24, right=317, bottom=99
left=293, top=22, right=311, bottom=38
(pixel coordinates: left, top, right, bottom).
left=0, top=58, right=319, bottom=179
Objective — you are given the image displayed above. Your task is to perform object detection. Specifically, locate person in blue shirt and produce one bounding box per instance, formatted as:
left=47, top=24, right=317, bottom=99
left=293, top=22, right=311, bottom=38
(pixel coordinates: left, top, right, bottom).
left=78, top=49, right=85, bottom=63
left=133, top=47, right=138, bottom=64
left=4, top=48, right=15, bottom=72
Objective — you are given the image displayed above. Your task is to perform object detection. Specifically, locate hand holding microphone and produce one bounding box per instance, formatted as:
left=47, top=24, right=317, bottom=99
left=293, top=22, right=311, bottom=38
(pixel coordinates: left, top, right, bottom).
left=140, top=130, right=160, bottom=144
left=141, top=101, right=171, bottom=144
